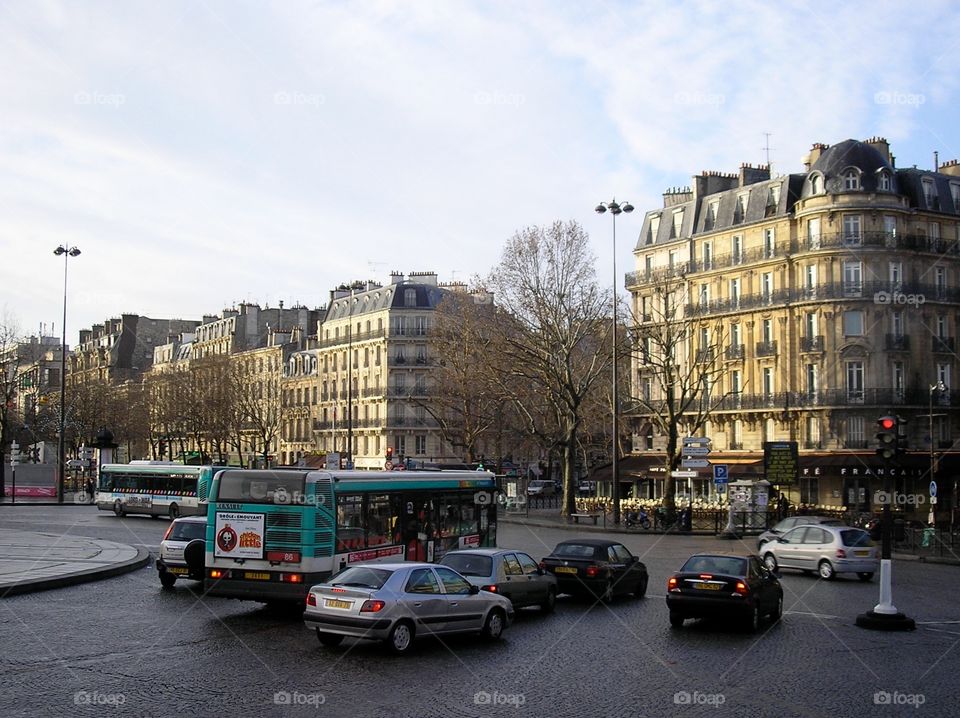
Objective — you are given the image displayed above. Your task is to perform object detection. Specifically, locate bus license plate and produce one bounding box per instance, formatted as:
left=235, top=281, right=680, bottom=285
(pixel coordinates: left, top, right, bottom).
left=244, top=571, right=271, bottom=580
left=324, top=599, right=352, bottom=609
left=554, top=566, right=577, bottom=574
left=168, top=567, right=189, bottom=575
left=694, top=582, right=722, bottom=590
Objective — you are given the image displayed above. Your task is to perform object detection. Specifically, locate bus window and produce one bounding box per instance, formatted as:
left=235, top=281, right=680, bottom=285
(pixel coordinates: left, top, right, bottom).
left=217, top=473, right=305, bottom=504
left=365, top=495, right=396, bottom=548
left=336, top=495, right=364, bottom=552
left=182, top=477, right=198, bottom=497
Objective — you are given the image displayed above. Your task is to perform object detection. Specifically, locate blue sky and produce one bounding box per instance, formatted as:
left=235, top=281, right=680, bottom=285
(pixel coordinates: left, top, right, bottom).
left=2, top=0, right=959, bottom=340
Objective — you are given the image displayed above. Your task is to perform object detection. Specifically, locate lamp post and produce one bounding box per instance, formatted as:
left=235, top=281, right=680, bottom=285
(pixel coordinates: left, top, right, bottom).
left=53, top=245, right=80, bottom=504
left=930, top=381, right=946, bottom=523
left=595, top=199, right=633, bottom=525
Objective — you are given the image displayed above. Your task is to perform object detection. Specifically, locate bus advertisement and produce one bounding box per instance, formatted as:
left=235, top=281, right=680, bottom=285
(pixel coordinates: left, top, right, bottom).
left=204, top=469, right=498, bottom=605
left=96, top=464, right=225, bottom=518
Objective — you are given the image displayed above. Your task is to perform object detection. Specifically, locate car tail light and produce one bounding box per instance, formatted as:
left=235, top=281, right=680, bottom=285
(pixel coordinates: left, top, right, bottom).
left=306, top=593, right=317, bottom=607
left=481, top=584, right=498, bottom=593
left=280, top=573, right=303, bottom=583
left=585, top=565, right=600, bottom=578
left=667, top=577, right=678, bottom=591
left=734, top=580, right=749, bottom=596
left=162, top=523, right=174, bottom=541
left=360, top=600, right=385, bottom=613
left=699, top=574, right=713, bottom=580
left=836, top=549, right=847, bottom=559
left=539, top=561, right=546, bottom=570
left=331, top=587, right=346, bottom=593
left=209, top=569, right=225, bottom=579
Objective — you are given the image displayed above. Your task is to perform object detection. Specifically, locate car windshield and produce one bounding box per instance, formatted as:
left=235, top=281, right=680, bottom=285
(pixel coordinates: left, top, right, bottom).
left=552, top=544, right=600, bottom=559
left=170, top=522, right=206, bottom=542
left=840, top=529, right=872, bottom=547
left=439, top=553, right=493, bottom=577
left=681, top=556, right=747, bottom=576
left=328, top=566, right=392, bottom=589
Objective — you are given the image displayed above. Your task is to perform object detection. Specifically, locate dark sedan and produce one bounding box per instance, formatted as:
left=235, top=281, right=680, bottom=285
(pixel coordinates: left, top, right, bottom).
left=541, top=539, right=648, bottom=601
left=666, top=553, right=783, bottom=632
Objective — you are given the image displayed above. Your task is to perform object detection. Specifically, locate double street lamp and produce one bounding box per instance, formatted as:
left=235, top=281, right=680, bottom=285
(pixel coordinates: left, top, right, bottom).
left=929, top=381, right=946, bottom=522
left=595, top=199, right=633, bottom=525
left=54, top=245, right=81, bottom=504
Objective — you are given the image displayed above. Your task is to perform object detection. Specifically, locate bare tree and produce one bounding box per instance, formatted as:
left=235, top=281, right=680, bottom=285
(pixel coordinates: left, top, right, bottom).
left=627, top=276, right=732, bottom=513
left=487, top=221, right=613, bottom=517
left=0, top=313, right=25, bottom=496
left=231, top=361, right=282, bottom=467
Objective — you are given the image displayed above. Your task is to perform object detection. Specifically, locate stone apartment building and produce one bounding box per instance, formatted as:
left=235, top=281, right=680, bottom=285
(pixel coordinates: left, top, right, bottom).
left=626, top=137, right=960, bottom=515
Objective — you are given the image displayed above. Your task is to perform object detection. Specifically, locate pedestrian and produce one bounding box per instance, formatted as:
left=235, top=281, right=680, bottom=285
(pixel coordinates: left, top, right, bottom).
left=86, top=478, right=95, bottom=504
left=777, top=493, right=790, bottom=520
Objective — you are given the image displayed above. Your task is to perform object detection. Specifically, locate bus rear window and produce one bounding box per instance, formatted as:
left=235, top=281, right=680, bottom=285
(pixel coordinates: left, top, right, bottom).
left=216, top=473, right=306, bottom=504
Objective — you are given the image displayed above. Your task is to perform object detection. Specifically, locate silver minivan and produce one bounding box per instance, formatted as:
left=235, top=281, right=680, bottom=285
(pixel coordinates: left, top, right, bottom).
left=760, top=525, right=878, bottom=581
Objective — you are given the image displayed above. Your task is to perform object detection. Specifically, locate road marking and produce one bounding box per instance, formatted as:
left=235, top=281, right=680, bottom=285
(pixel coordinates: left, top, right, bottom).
left=923, top=627, right=960, bottom=636
left=785, top=611, right=839, bottom=619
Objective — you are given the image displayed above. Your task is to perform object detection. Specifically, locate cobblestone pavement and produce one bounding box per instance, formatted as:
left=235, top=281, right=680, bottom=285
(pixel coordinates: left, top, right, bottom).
left=0, top=507, right=958, bottom=718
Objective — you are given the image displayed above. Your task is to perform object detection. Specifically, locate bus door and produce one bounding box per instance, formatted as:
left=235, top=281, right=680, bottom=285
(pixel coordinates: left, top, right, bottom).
left=402, top=494, right=435, bottom=562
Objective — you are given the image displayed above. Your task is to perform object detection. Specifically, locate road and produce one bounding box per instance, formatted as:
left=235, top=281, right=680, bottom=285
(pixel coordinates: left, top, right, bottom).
left=1, top=506, right=957, bottom=717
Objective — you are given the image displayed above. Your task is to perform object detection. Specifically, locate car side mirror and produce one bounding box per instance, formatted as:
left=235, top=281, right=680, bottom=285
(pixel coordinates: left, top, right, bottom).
left=469, top=584, right=480, bottom=595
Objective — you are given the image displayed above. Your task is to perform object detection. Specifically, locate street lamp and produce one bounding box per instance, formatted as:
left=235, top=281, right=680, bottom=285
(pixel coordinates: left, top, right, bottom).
left=53, top=245, right=80, bottom=504
left=930, top=381, right=946, bottom=521
left=595, top=199, right=633, bottom=525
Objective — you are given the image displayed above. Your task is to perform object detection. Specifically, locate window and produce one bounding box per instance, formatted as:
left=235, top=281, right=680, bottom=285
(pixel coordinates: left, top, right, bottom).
left=843, top=170, right=860, bottom=190
left=641, top=296, right=651, bottom=321
left=805, top=312, right=818, bottom=339
left=731, top=420, right=743, bottom=447
left=923, top=178, right=937, bottom=208
left=405, top=568, right=441, bottom=594
left=893, top=362, right=905, bottom=400
left=731, top=370, right=742, bottom=396
left=734, top=194, right=747, bottom=223
left=806, top=364, right=818, bottom=397
left=699, top=326, right=709, bottom=350
left=937, top=363, right=951, bottom=389
left=936, top=267, right=946, bottom=297
left=892, top=311, right=904, bottom=337
left=762, top=318, right=773, bottom=343
left=764, top=228, right=775, bottom=257
left=843, top=215, right=862, bottom=244
left=937, top=315, right=948, bottom=338
left=930, top=222, right=942, bottom=251
left=847, top=415, right=865, bottom=445
left=393, top=316, right=406, bottom=336
left=732, top=235, right=743, bottom=264
left=645, top=255, right=653, bottom=278
left=698, top=283, right=710, bottom=307
left=878, top=171, right=891, bottom=191
left=765, top=185, right=780, bottom=216
left=668, top=250, right=677, bottom=270
left=810, top=174, right=822, bottom=194
left=642, top=377, right=652, bottom=402
left=705, top=201, right=718, bottom=231
left=804, top=264, right=817, bottom=296
left=415, top=435, right=426, bottom=455
left=761, top=272, right=773, bottom=300
left=671, top=209, right=684, bottom=239
left=843, top=311, right=864, bottom=336
left=729, top=278, right=741, bottom=306
left=646, top=215, right=660, bottom=244
left=846, top=362, right=864, bottom=401
left=951, top=183, right=960, bottom=213
left=763, top=367, right=774, bottom=398
left=842, top=260, right=862, bottom=296
left=807, top=218, right=821, bottom=249
left=889, top=261, right=903, bottom=290
left=404, top=288, right=417, bottom=307
left=883, top=215, right=897, bottom=244
left=702, top=241, right=713, bottom=270
left=731, top=323, right=741, bottom=346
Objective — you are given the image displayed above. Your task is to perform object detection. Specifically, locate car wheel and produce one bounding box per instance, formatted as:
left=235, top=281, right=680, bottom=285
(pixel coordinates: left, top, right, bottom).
left=770, top=594, right=783, bottom=621
left=599, top=580, right=614, bottom=603
left=482, top=609, right=506, bottom=641
left=159, top=570, right=176, bottom=588
left=744, top=605, right=761, bottom=633
left=762, top=553, right=778, bottom=573
left=541, top=587, right=557, bottom=613
left=113, top=500, right=124, bottom=517
left=857, top=572, right=874, bottom=582
left=316, top=630, right=344, bottom=648
left=633, top=576, right=648, bottom=599
left=669, top=612, right=684, bottom=628
left=818, top=560, right=836, bottom=580
left=386, top=621, right=415, bottom=655
left=168, top=503, right=180, bottom=520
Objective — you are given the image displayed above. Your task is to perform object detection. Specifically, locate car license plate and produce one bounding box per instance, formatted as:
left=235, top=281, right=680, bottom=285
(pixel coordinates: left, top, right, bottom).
left=324, top=599, right=352, bottom=609
left=554, top=566, right=577, bottom=574
left=244, top=571, right=271, bottom=580
left=694, top=582, right=722, bottom=590
left=168, top=567, right=189, bottom=575
left=855, top=550, right=870, bottom=557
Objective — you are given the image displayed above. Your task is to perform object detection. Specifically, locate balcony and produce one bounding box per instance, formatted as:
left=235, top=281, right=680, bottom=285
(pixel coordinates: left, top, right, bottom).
left=728, top=442, right=744, bottom=450
left=933, top=337, right=956, bottom=353
left=724, top=344, right=745, bottom=360
left=756, top=341, right=777, bottom=357
left=885, top=334, right=910, bottom=351
left=800, top=336, right=824, bottom=353
left=695, top=348, right=714, bottom=363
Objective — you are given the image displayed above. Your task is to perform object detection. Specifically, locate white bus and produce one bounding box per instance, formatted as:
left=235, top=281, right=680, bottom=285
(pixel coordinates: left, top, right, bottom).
left=96, top=464, right=224, bottom=518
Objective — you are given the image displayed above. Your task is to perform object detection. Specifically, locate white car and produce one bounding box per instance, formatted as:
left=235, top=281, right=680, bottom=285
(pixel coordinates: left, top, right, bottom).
left=157, top=516, right=207, bottom=587
left=526, top=480, right=555, bottom=497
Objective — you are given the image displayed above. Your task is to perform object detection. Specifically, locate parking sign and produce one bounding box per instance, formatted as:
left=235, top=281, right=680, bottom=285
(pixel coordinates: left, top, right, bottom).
left=713, top=465, right=728, bottom=481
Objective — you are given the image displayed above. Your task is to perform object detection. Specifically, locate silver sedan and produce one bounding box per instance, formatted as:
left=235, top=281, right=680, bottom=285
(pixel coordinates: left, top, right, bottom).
left=438, top=548, right=558, bottom=612
left=304, top=562, right=515, bottom=655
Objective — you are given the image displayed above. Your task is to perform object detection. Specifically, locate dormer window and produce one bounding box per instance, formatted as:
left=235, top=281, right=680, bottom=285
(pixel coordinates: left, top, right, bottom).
left=733, top=194, right=747, bottom=224
left=646, top=215, right=660, bottom=245
left=810, top=174, right=822, bottom=195
left=843, top=169, right=860, bottom=190
left=922, top=178, right=938, bottom=209
left=670, top=209, right=684, bottom=239
left=704, top=200, right=718, bottom=231
left=878, top=171, right=892, bottom=192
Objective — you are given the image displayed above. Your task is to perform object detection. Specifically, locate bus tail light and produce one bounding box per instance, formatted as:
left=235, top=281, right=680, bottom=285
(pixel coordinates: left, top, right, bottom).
left=360, top=600, right=385, bottom=613
left=209, top=569, right=226, bottom=579
left=280, top=573, right=303, bottom=584
left=306, top=593, right=317, bottom=607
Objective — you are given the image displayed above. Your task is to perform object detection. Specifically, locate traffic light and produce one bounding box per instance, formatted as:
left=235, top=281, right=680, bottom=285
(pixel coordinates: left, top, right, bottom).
left=386, top=447, right=394, bottom=461
left=876, top=416, right=897, bottom=459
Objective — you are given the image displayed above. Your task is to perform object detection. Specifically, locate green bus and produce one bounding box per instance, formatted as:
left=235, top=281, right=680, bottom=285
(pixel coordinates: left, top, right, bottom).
left=96, top=463, right=226, bottom=518
left=204, top=469, right=498, bottom=604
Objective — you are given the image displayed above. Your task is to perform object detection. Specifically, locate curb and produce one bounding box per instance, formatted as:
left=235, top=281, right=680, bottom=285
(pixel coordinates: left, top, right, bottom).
left=498, top=515, right=717, bottom=536
left=0, top=546, right=151, bottom=598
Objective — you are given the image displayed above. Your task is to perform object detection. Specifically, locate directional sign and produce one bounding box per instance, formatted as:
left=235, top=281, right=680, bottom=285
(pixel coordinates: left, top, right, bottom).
left=671, top=470, right=698, bottom=478
left=683, top=437, right=711, bottom=446
left=682, top=446, right=711, bottom=456
left=930, top=481, right=938, bottom=498
left=681, top=459, right=711, bottom=469
left=713, top=465, right=729, bottom=481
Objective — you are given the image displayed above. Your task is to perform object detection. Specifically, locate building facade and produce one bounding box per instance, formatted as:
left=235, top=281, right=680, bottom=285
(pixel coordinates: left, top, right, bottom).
left=627, top=137, right=960, bottom=516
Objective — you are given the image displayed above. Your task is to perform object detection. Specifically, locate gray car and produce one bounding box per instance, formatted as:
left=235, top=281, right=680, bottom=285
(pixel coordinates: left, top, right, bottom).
left=439, top=548, right=558, bottom=612
left=756, top=515, right=844, bottom=551
left=760, top=525, right=879, bottom=581
left=304, top=562, right=515, bottom=655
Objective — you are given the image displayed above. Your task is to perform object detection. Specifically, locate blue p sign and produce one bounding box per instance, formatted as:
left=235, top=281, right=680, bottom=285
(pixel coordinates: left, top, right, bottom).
left=713, top=465, right=728, bottom=481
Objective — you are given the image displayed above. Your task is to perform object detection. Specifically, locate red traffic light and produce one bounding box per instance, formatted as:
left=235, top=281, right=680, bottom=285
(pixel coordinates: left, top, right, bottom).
left=878, top=417, right=896, bottom=431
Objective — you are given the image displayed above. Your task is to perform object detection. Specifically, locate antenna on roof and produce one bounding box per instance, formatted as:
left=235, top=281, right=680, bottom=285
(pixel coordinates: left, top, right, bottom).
left=762, top=132, right=775, bottom=176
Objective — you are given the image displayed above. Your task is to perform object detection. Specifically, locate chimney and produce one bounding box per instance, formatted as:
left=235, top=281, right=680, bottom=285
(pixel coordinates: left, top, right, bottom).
left=390, top=271, right=405, bottom=284
left=738, top=163, right=770, bottom=188
left=662, top=186, right=693, bottom=208
left=938, top=159, right=960, bottom=177
left=409, top=271, right=438, bottom=286
left=802, top=142, right=829, bottom=171
left=863, top=136, right=892, bottom=164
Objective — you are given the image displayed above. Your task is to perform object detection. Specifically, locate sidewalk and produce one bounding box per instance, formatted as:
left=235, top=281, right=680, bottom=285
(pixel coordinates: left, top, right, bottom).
left=498, top=510, right=960, bottom=566
left=0, top=491, right=93, bottom=506
left=0, top=529, right=150, bottom=597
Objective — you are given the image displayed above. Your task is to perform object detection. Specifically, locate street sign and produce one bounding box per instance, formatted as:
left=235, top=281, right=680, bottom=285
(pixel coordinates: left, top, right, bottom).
left=671, top=470, right=697, bottom=478
left=10, top=441, right=20, bottom=467
left=384, top=460, right=394, bottom=471
left=930, top=481, right=938, bottom=498
left=931, top=496, right=938, bottom=505
left=681, top=459, right=710, bottom=469
left=713, top=465, right=729, bottom=481
left=715, top=481, right=726, bottom=493
left=683, top=446, right=711, bottom=456
left=683, top=437, right=711, bottom=446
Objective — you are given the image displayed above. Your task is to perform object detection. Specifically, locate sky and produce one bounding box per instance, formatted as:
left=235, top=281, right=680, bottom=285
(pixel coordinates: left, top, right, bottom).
left=2, top=0, right=959, bottom=342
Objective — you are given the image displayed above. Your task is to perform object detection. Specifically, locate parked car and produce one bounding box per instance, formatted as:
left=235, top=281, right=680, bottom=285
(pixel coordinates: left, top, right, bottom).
left=157, top=516, right=207, bottom=588
left=540, top=539, right=648, bottom=601
left=304, top=563, right=514, bottom=655
left=439, top=548, right=558, bottom=612
left=759, top=525, right=878, bottom=580
left=756, top=515, right=844, bottom=550
left=666, top=553, right=783, bottom=632
left=526, top=480, right=556, bottom=497
left=578, top=481, right=597, bottom=495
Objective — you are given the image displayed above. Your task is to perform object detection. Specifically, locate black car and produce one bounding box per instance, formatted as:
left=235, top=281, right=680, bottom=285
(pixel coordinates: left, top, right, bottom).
left=541, top=539, right=648, bottom=601
left=666, top=553, right=783, bottom=632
